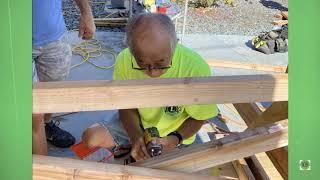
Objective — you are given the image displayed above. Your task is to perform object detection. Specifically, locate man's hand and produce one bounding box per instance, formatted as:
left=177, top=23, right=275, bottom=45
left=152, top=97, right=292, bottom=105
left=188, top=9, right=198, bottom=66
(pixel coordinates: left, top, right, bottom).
left=78, top=13, right=96, bottom=40
left=155, top=135, right=179, bottom=152
left=131, top=136, right=150, bottom=161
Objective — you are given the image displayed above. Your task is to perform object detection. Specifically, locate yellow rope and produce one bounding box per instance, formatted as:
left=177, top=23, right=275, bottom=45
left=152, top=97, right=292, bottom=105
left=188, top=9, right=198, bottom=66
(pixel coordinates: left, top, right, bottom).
left=71, top=38, right=117, bottom=70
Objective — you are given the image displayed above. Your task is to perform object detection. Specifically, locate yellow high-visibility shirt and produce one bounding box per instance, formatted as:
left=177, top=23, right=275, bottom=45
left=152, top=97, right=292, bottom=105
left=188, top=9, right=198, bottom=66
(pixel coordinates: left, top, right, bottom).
left=113, top=44, right=218, bottom=144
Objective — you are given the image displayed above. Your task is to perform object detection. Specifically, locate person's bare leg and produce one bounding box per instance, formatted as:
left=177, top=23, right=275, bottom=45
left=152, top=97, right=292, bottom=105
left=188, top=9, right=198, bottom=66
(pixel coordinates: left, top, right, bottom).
left=32, top=114, right=48, bottom=155
left=82, top=124, right=115, bottom=149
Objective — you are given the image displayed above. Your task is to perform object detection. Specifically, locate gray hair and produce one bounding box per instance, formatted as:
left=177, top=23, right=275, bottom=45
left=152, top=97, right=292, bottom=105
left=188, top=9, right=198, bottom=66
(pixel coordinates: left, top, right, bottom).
left=126, top=13, right=178, bottom=54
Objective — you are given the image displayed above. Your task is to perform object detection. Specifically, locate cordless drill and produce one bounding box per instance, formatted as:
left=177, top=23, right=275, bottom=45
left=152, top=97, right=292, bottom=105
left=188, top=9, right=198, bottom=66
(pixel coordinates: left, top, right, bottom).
left=124, top=127, right=162, bottom=165
left=144, top=127, right=163, bottom=157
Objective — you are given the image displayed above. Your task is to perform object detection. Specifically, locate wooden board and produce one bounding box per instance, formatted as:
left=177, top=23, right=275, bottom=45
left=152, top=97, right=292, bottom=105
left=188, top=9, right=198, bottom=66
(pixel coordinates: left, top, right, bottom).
left=207, top=60, right=287, bottom=73
left=246, top=153, right=283, bottom=180
left=281, top=11, right=288, bottom=20
left=233, top=103, right=262, bottom=128
left=245, top=156, right=269, bottom=180
left=232, top=159, right=255, bottom=180
left=266, top=148, right=288, bottom=180
left=132, top=123, right=288, bottom=173
left=255, top=153, right=283, bottom=180
left=197, top=163, right=240, bottom=179
left=255, top=102, right=288, bottom=179
left=33, top=155, right=219, bottom=180
left=234, top=103, right=288, bottom=179
left=94, top=18, right=128, bottom=26
left=33, top=74, right=288, bottom=113
left=254, top=101, right=288, bottom=127
left=272, top=20, right=288, bottom=26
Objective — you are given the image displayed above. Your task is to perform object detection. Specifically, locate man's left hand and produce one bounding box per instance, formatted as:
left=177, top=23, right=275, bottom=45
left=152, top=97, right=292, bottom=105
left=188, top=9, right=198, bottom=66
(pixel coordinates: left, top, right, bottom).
left=154, top=135, right=179, bottom=152
left=78, top=13, right=96, bottom=40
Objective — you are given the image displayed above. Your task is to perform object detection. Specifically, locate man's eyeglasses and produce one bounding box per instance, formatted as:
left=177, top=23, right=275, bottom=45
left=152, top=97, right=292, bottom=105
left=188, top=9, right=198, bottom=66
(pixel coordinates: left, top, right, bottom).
left=131, top=56, right=172, bottom=71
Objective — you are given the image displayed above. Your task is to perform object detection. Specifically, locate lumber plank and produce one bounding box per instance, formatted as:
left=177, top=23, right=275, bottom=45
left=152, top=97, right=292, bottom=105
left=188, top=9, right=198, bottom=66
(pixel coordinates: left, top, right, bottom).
left=234, top=103, right=288, bottom=179
left=265, top=148, right=288, bottom=180
left=245, top=156, right=270, bottom=180
left=233, top=103, right=262, bottom=128
left=281, top=11, right=288, bottom=20
left=254, top=101, right=288, bottom=127
left=207, top=60, right=287, bottom=73
left=272, top=20, right=288, bottom=26
left=255, top=102, right=288, bottom=179
left=197, top=163, right=240, bottom=179
left=132, top=123, right=288, bottom=173
left=33, top=155, right=218, bottom=180
left=94, top=18, right=128, bottom=26
left=33, top=74, right=288, bottom=113
left=232, top=159, right=255, bottom=180
left=246, top=153, right=283, bottom=180
left=94, top=22, right=127, bottom=27
left=94, top=17, right=128, bottom=21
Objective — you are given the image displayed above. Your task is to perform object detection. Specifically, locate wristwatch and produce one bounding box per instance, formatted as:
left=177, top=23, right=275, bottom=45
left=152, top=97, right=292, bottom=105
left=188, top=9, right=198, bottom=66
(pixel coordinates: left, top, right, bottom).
left=168, top=131, right=183, bottom=147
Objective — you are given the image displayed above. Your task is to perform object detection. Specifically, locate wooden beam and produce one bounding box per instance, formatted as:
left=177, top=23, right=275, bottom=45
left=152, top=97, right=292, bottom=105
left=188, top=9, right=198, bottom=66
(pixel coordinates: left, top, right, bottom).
left=207, top=60, right=287, bottom=73
left=33, top=155, right=218, bottom=180
left=94, top=18, right=128, bottom=27
left=245, top=152, right=283, bottom=180
left=232, top=159, right=255, bottom=180
left=272, top=20, right=288, bottom=26
left=281, top=11, right=288, bottom=20
left=254, top=101, right=288, bottom=127
left=233, top=103, right=262, bottom=128
left=132, top=123, right=288, bottom=173
left=197, top=163, right=240, bottom=179
left=245, top=156, right=269, bottom=180
left=253, top=102, right=288, bottom=179
left=33, top=74, right=288, bottom=113
left=265, top=148, right=288, bottom=180
left=94, top=17, right=128, bottom=21
left=234, top=103, right=288, bottom=179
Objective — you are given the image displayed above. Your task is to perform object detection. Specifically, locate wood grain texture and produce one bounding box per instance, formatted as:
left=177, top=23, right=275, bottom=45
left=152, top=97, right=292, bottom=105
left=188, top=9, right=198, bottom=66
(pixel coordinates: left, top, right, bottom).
left=254, top=102, right=288, bottom=127
left=33, top=155, right=218, bottom=180
left=94, top=18, right=128, bottom=26
left=132, top=123, right=288, bottom=173
left=207, top=60, right=287, bottom=73
left=265, top=148, right=288, bottom=180
left=33, top=74, right=288, bottom=113
left=234, top=103, right=288, bottom=179
left=232, top=159, right=256, bottom=180
left=255, top=103, right=288, bottom=179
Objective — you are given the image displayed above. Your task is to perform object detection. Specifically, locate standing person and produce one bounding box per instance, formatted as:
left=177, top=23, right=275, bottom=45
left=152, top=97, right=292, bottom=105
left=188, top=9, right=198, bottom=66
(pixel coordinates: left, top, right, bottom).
left=32, top=0, right=96, bottom=155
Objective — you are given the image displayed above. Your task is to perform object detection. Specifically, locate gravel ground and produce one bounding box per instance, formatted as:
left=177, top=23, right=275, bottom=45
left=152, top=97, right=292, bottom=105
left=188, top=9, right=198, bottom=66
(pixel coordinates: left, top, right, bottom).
left=62, top=0, right=288, bottom=35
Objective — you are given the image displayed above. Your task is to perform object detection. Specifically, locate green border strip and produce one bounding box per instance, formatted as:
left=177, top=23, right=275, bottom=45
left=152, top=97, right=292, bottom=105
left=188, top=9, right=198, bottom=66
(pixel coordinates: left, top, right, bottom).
left=289, top=0, right=320, bottom=179
left=0, top=0, right=31, bottom=179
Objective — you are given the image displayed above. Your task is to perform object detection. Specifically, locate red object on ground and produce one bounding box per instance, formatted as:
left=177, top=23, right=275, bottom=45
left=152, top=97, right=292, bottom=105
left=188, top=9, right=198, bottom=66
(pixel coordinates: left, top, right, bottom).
left=157, top=6, right=167, bottom=14
left=71, top=141, right=113, bottom=162
left=71, top=141, right=99, bottom=159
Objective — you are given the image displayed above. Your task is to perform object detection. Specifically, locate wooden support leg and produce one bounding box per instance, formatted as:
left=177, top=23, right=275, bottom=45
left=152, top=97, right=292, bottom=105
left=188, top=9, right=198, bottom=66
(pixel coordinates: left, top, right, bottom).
left=234, top=102, right=288, bottom=179
left=232, top=159, right=255, bottom=180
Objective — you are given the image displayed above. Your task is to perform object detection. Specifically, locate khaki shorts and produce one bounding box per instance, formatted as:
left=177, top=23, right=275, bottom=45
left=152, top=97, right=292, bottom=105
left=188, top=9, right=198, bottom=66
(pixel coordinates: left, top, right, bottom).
left=32, top=35, right=72, bottom=82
